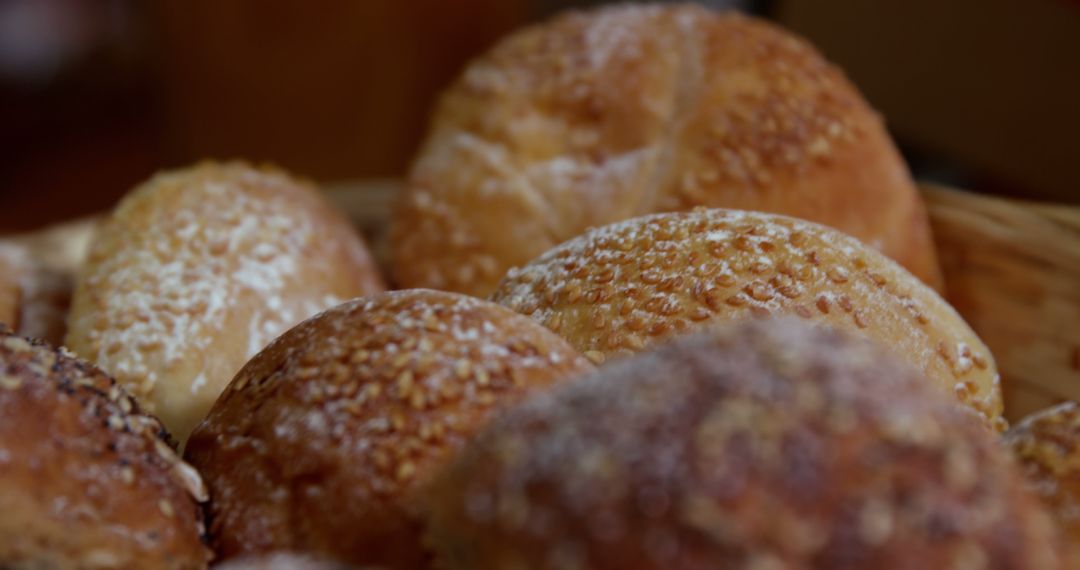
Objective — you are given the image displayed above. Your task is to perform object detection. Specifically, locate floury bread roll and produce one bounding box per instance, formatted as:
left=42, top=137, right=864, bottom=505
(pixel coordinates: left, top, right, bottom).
left=423, top=320, right=1062, bottom=570
left=392, top=4, right=941, bottom=297
left=185, top=290, right=593, bottom=569
left=0, top=329, right=210, bottom=569
left=66, top=162, right=385, bottom=444
left=492, top=209, right=1002, bottom=428
left=1005, top=402, right=1080, bottom=565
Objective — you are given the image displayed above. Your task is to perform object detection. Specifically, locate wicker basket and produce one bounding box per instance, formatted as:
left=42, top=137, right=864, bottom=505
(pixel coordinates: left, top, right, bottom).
left=7, top=181, right=1078, bottom=422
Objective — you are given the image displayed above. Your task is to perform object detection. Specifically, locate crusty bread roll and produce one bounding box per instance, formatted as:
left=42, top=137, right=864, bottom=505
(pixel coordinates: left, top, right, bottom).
left=392, top=4, right=941, bottom=297
left=185, top=290, right=593, bottom=569
left=65, top=162, right=385, bottom=445
left=0, top=243, right=73, bottom=346
left=0, top=329, right=210, bottom=569
left=1006, top=402, right=1080, bottom=565
left=492, top=208, right=1001, bottom=428
left=213, top=553, right=358, bottom=570
left=423, top=319, right=1062, bottom=570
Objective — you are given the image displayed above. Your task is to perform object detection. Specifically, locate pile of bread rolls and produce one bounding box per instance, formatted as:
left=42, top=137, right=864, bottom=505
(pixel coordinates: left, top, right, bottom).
left=0, top=4, right=1074, bottom=569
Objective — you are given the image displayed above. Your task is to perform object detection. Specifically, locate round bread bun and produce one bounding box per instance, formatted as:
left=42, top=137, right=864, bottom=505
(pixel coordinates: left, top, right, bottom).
left=66, top=161, right=385, bottom=444
left=492, top=208, right=1001, bottom=429
left=392, top=4, right=941, bottom=297
left=1005, top=402, right=1080, bottom=564
left=185, top=290, right=594, bottom=569
left=0, top=329, right=210, bottom=568
left=422, top=319, right=1061, bottom=570
left=213, top=553, right=358, bottom=570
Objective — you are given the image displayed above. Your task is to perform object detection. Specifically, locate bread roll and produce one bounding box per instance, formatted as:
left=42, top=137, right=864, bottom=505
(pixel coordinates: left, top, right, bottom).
left=0, top=243, right=76, bottom=346
left=392, top=4, right=941, bottom=297
left=0, top=329, right=210, bottom=568
left=1005, top=402, right=1080, bottom=565
left=213, top=553, right=358, bottom=570
left=66, top=162, right=385, bottom=444
left=492, top=208, right=1001, bottom=428
left=185, top=290, right=593, bottom=569
left=423, top=319, right=1061, bottom=570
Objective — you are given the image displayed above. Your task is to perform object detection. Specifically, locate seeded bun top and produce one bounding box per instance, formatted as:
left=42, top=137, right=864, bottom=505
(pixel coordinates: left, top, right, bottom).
left=0, top=329, right=210, bottom=569
left=492, top=208, right=1000, bottom=428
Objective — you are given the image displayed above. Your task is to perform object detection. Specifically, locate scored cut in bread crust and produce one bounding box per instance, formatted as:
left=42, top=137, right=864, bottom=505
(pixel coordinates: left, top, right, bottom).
left=392, top=4, right=941, bottom=297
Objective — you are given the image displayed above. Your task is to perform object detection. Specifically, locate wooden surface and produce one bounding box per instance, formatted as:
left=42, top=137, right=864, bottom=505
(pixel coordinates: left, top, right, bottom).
left=5, top=181, right=1078, bottom=422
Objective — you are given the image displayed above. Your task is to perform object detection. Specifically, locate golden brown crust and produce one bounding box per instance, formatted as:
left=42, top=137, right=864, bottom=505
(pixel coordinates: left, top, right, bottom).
left=392, top=4, right=941, bottom=297
left=185, top=290, right=593, bottom=569
left=491, top=208, right=1001, bottom=428
left=0, top=329, right=210, bottom=569
left=1005, top=402, right=1080, bottom=565
left=423, top=319, right=1061, bottom=570
left=0, top=242, right=74, bottom=347
left=66, top=161, right=385, bottom=444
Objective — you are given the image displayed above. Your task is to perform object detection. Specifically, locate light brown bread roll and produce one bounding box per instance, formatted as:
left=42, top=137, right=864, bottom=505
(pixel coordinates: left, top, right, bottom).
left=0, top=329, right=211, bottom=569
left=185, top=290, right=593, bottom=569
left=392, top=4, right=941, bottom=297
left=66, top=162, right=385, bottom=444
left=1006, top=402, right=1080, bottom=565
left=492, top=208, right=1001, bottom=429
left=423, top=320, right=1062, bottom=570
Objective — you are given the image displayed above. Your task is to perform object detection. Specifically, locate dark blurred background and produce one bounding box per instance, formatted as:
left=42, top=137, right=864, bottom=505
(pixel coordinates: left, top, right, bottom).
left=1, top=0, right=1077, bottom=233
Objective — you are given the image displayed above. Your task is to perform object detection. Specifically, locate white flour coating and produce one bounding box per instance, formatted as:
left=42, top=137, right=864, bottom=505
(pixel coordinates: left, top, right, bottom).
left=67, top=164, right=373, bottom=440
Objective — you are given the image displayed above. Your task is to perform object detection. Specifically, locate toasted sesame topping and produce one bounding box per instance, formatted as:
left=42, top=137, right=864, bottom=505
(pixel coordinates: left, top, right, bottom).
left=492, top=209, right=1000, bottom=428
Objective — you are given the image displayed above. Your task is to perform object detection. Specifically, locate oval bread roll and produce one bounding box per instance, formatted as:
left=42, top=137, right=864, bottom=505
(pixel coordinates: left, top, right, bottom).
left=0, top=330, right=210, bottom=569
left=185, top=290, right=593, bottom=569
left=66, top=162, right=385, bottom=444
left=492, top=208, right=1001, bottom=428
left=392, top=4, right=941, bottom=297
left=423, top=319, right=1061, bottom=570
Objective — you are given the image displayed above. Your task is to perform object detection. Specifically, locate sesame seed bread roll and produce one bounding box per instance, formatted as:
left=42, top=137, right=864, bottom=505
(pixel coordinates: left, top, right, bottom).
left=0, top=329, right=211, bottom=569
left=185, top=290, right=593, bottom=569
left=66, top=162, right=385, bottom=445
left=492, top=208, right=1001, bottom=428
left=1006, top=402, right=1080, bottom=565
left=423, top=320, right=1062, bottom=570
left=392, top=4, right=941, bottom=297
